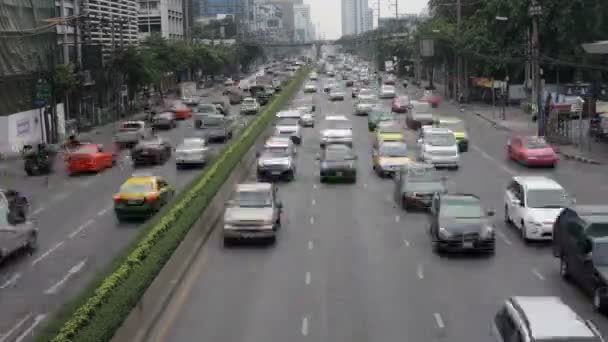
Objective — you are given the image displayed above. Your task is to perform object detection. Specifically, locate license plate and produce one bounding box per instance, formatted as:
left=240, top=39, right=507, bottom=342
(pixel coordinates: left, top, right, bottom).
left=128, top=199, right=142, bottom=204
left=271, top=171, right=281, bottom=175
left=336, top=172, right=343, bottom=177
left=462, top=241, right=474, bottom=249
left=241, top=233, right=257, bottom=238
left=141, top=151, right=149, bottom=155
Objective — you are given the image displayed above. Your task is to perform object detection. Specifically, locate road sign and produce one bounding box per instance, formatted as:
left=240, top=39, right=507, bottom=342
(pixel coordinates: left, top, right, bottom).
left=420, top=39, right=435, bottom=57
left=35, top=80, right=51, bottom=106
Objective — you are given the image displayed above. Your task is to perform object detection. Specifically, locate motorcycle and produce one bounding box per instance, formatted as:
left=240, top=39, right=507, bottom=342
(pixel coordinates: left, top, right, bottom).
left=23, top=144, right=55, bottom=176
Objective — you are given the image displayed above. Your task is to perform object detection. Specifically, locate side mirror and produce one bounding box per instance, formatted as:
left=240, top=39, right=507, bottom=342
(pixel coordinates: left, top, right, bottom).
left=487, top=209, right=496, bottom=217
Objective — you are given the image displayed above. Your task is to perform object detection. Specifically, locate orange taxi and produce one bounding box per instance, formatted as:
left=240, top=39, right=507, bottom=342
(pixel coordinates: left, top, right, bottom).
left=65, top=143, right=115, bottom=175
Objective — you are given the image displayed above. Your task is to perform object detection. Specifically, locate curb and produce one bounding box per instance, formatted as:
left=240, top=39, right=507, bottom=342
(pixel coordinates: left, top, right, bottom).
left=557, top=151, right=602, bottom=165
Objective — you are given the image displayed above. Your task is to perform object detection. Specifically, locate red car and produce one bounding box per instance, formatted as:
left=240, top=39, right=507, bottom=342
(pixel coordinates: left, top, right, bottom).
left=383, top=76, right=396, bottom=85
left=392, top=95, right=411, bottom=113
left=507, top=135, right=557, bottom=167
left=171, top=103, right=193, bottom=120
left=421, top=91, right=441, bottom=108
left=65, top=143, right=115, bottom=175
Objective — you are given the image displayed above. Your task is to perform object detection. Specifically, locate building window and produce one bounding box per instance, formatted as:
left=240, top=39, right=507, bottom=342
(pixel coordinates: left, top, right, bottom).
left=66, top=7, right=74, bottom=16
left=56, top=6, right=62, bottom=16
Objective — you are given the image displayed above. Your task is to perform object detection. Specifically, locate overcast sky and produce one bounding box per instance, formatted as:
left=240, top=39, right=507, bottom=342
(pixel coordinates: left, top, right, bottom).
left=304, top=0, right=428, bottom=40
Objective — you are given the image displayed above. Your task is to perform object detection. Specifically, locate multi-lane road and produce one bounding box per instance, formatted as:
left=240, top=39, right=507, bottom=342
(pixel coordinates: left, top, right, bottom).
left=146, top=73, right=608, bottom=342
left=0, top=86, right=259, bottom=341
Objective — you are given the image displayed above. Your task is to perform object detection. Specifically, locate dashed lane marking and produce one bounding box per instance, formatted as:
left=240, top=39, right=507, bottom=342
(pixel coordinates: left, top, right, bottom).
left=308, top=240, right=314, bottom=250
left=496, top=231, right=512, bottom=245
left=532, top=268, right=545, bottom=281
left=417, top=264, right=424, bottom=279
left=301, top=316, right=309, bottom=336
left=305, top=272, right=311, bottom=285
left=395, top=215, right=400, bottom=223
left=313, top=184, right=318, bottom=190
left=403, top=239, right=410, bottom=247
left=97, top=205, right=112, bottom=217
left=31, top=241, right=65, bottom=267
left=310, top=216, right=315, bottom=225
left=0, top=273, right=21, bottom=289
left=0, top=313, right=32, bottom=342
left=68, top=219, right=95, bottom=239
left=31, top=207, right=44, bottom=216
left=44, top=259, right=87, bottom=295
left=471, top=145, right=516, bottom=176
left=14, top=314, right=46, bottom=342
left=433, top=313, right=445, bottom=329
left=311, top=199, right=316, bottom=206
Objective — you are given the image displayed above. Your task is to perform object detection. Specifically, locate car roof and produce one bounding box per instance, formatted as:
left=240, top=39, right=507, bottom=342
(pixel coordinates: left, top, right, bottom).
left=276, top=110, right=301, bottom=117
left=425, top=127, right=454, bottom=135
left=265, top=138, right=290, bottom=147
left=513, top=176, right=563, bottom=190
left=121, top=120, right=144, bottom=125
left=437, top=117, right=462, bottom=123
left=125, top=175, right=157, bottom=184
left=325, top=115, right=349, bottom=121
left=236, top=183, right=272, bottom=192
left=378, top=141, right=406, bottom=148
left=509, top=296, right=596, bottom=339
left=441, top=193, right=480, bottom=202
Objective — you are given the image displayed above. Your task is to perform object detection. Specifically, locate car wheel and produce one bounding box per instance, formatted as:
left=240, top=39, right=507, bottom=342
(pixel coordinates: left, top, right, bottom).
left=223, top=238, right=232, bottom=247
left=504, top=206, right=511, bottom=224
left=26, top=234, right=38, bottom=254
left=268, top=236, right=277, bottom=245
left=521, top=222, right=530, bottom=243
left=402, top=197, right=410, bottom=211
left=560, top=257, right=570, bottom=280
left=594, top=288, right=608, bottom=314
left=320, top=176, right=326, bottom=183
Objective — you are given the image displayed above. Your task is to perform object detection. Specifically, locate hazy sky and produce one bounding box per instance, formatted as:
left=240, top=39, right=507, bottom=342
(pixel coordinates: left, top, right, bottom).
left=304, top=0, right=428, bottom=39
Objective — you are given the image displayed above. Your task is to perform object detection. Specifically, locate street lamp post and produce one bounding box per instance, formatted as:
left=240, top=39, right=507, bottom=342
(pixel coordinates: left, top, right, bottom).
left=529, top=0, right=543, bottom=136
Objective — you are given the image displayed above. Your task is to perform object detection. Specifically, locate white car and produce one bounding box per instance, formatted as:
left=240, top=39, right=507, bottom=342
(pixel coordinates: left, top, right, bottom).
left=504, top=176, right=569, bottom=242
left=310, top=72, right=318, bottom=80
left=304, top=82, right=318, bottom=93
left=240, top=97, right=260, bottom=114
left=355, top=95, right=378, bottom=115
left=417, top=127, right=459, bottom=169
left=275, top=117, right=303, bottom=145
left=329, top=88, right=346, bottom=101
left=295, top=106, right=315, bottom=127
left=224, top=78, right=235, bottom=86
left=320, top=115, right=353, bottom=147
left=379, top=85, right=396, bottom=98
left=175, top=137, right=209, bottom=168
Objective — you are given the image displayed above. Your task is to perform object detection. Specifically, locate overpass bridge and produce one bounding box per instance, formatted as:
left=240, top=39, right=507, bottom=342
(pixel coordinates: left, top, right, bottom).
left=251, top=40, right=334, bottom=48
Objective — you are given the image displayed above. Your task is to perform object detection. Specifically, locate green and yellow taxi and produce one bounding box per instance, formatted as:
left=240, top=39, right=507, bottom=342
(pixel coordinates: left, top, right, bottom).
left=435, top=117, right=469, bottom=152
left=373, top=121, right=403, bottom=147
left=368, top=108, right=395, bottom=132
left=113, top=174, right=175, bottom=221
left=372, top=141, right=410, bottom=177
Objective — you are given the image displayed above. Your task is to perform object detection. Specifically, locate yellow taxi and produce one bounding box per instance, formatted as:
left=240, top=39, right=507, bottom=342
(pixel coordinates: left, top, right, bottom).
left=373, top=120, right=403, bottom=147
left=435, top=117, right=469, bottom=152
left=372, top=141, right=410, bottom=177
left=113, top=174, right=175, bottom=222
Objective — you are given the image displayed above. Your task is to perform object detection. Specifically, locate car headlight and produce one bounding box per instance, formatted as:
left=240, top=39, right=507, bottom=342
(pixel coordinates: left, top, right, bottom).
left=405, top=192, right=418, bottom=198
left=438, top=227, right=451, bottom=240
left=481, top=225, right=494, bottom=239
left=526, top=219, right=543, bottom=228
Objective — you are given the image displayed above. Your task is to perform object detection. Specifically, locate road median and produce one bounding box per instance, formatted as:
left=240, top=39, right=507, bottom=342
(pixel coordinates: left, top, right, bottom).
left=35, top=66, right=310, bottom=342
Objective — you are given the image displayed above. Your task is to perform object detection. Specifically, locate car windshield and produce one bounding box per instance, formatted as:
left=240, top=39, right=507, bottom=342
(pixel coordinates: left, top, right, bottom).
left=526, top=189, right=568, bottom=208
left=262, top=148, right=290, bottom=158
left=586, top=220, right=608, bottom=237
left=379, top=144, right=407, bottom=157
left=181, top=140, right=204, bottom=149
left=279, top=118, right=299, bottom=126
left=427, top=133, right=456, bottom=146
left=325, top=146, right=354, bottom=160
left=326, top=120, right=352, bottom=130
left=441, top=198, right=484, bottom=218
left=438, top=120, right=465, bottom=132
left=360, top=97, right=377, bottom=105
left=202, top=117, right=223, bottom=127
left=243, top=99, right=256, bottom=105
left=523, top=137, right=549, bottom=149
left=120, top=123, right=141, bottom=131
left=592, top=241, right=608, bottom=266
left=196, top=105, right=216, bottom=113
left=235, top=190, right=272, bottom=207
left=120, top=181, right=155, bottom=193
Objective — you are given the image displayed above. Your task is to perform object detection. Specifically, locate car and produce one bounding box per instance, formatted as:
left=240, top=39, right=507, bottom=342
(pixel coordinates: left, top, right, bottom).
left=131, top=137, right=173, bottom=166
left=368, top=107, right=395, bottom=132
left=309, top=72, right=318, bottom=80
left=224, top=77, right=235, bottom=86
left=223, top=183, right=282, bottom=245
left=352, top=85, right=360, bottom=98
left=65, top=143, right=115, bottom=175
left=379, top=85, right=396, bottom=99
left=383, top=75, right=396, bottom=85
left=429, top=193, right=496, bottom=254
left=274, top=117, right=303, bottom=145
left=345, top=79, right=354, bottom=87
left=507, top=135, right=557, bottom=167
left=175, top=137, right=208, bottom=168
left=318, top=143, right=357, bottom=183
left=492, top=296, right=604, bottom=341
left=298, top=109, right=315, bottom=127
left=417, top=127, right=459, bottom=169
left=504, top=176, right=569, bottom=242
left=255, top=86, right=274, bottom=106
left=151, top=112, right=177, bottom=130
left=0, top=191, right=37, bottom=261
left=257, top=138, right=297, bottom=181
left=240, top=97, right=260, bottom=115
left=323, top=81, right=336, bottom=93
left=329, top=87, right=346, bottom=101
left=227, top=89, right=244, bottom=105
left=406, top=101, right=434, bottom=129
left=434, top=117, right=469, bottom=152
left=320, top=115, right=353, bottom=147
left=193, top=104, right=221, bottom=128
left=304, top=82, right=318, bottom=93
left=373, top=121, right=403, bottom=147
left=355, top=95, right=378, bottom=116
left=196, top=114, right=234, bottom=143
left=392, top=95, right=411, bottom=113
left=170, top=102, right=193, bottom=120
left=181, top=96, right=198, bottom=107
left=113, top=174, right=175, bottom=221
left=394, top=162, right=446, bottom=210
left=421, top=90, right=441, bottom=107
left=113, top=120, right=151, bottom=148
left=372, top=141, right=409, bottom=177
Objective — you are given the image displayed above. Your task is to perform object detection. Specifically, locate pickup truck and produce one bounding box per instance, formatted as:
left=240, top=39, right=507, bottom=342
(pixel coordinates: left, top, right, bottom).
left=0, top=189, right=37, bottom=261
left=112, top=121, right=151, bottom=148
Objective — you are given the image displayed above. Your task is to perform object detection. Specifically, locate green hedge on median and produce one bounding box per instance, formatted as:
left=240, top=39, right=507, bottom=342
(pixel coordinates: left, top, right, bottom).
left=35, top=66, right=310, bottom=342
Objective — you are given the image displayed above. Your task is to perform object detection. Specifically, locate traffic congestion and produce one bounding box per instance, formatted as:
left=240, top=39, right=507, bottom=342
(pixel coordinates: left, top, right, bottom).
left=146, top=50, right=608, bottom=342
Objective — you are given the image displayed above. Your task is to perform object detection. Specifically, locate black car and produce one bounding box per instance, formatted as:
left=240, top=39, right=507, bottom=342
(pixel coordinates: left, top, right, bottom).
left=394, top=162, right=446, bottom=211
left=151, top=112, right=177, bottom=130
left=429, top=193, right=495, bottom=254
left=553, top=205, right=608, bottom=313
left=256, top=87, right=274, bottom=106
left=131, top=137, right=172, bottom=166
left=318, top=144, right=357, bottom=183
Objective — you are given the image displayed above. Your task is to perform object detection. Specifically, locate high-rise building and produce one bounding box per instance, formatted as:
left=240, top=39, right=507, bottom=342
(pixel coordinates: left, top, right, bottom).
left=194, top=0, right=239, bottom=18
left=341, top=0, right=370, bottom=36
left=364, top=7, right=373, bottom=31
left=293, top=3, right=312, bottom=42
left=81, top=0, right=139, bottom=55
left=138, top=0, right=185, bottom=40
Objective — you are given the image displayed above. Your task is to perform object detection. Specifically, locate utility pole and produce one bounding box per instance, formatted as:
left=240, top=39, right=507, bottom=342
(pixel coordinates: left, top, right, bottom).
left=394, top=0, right=398, bottom=19
left=529, top=0, right=543, bottom=135
left=455, top=0, right=461, bottom=98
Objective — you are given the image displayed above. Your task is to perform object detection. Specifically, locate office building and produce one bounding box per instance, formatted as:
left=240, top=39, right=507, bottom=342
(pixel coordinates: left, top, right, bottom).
left=81, top=0, right=139, bottom=55
left=364, top=7, right=373, bottom=31
left=293, top=3, right=312, bottom=42
left=55, top=0, right=81, bottom=65
left=138, top=0, right=185, bottom=40
left=341, top=0, right=370, bottom=36
left=194, top=0, right=239, bottom=18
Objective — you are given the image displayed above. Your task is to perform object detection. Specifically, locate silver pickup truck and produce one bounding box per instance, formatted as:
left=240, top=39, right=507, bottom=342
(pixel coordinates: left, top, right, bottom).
left=112, top=121, right=151, bottom=148
left=0, top=189, right=37, bottom=261
left=223, top=183, right=282, bottom=246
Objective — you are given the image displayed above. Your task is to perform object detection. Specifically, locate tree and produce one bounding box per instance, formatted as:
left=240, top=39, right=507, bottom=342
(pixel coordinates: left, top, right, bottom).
left=236, top=43, right=264, bottom=73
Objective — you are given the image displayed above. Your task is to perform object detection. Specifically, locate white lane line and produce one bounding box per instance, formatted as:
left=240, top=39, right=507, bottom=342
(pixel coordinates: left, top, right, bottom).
left=311, top=199, right=316, bottom=206
left=308, top=240, right=314, bottom=250
left=403, top=239, right=410, bottom=247
left=532, top=268, right=545, bottom=281
left=395, top=215, right=400, bottom=223
left=433, top=313, right=445, bottom=329
left=31, top=241, right=65, bottom=267
left=14, top=314, right=46, bottom=342
left=313, top=184, right=318, bottom=189
left=0, top=273, right=22, bottom=289
left=305, top=271, right=311, bottom=285
left=471, top=145, right=516, bottom=176
left=417, top=264, right=424, bottom=279
left=496, top=231, right=512, bottom=245
left=0, top=313, right=32, bottom=342
left=44, top=258, right=87, bottom=295
left=68, top=219, right=95, bottom=239
left=310, top=216, right=315, bottom=225
left=301, top=316, right=309, bottom=336
left=97, top=205, right=112, bottom=217
left=31, top=207, right=44, bottom=216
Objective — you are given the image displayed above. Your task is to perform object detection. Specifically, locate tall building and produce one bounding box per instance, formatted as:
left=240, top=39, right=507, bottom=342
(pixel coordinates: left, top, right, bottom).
left=341, top=0, right=370, bottom=36
left=81, top=0, right=139, bottom=56
left=364, top=7, right=373, bottom=31
left=56, top=0, right=80, bottom=65
left=138, top=0, right=185, bottom=40
left=194, top=0, right=239, bottom=18
left=293, top=3, right=312, bottom=42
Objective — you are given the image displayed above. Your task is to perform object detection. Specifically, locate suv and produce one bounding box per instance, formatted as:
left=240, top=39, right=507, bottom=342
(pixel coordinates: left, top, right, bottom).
left=504, top=176, right=569, bottom=242
left=257, top=137, right=297, bottom=181
left=553, top=205, right=608, bottom=313
left=195, top=114, right=234, bottom=143
left=274, top=117, right=303, bottom=145
left=320, top=115, right=353, bottom=147
left=223, top=183, right=283, bottom=245
left=394, top=162, right=446, bottom=211
left=406, top=101, right=434, bottom=130
left=417, top=127, right=459, bottom=169
left=240, top=97, right=260, bottom=114
left=429, top=193, right=495, bottom=254
left=492, top=296, right=604, bottom=341
left=113, top=121, right=150, bottom=148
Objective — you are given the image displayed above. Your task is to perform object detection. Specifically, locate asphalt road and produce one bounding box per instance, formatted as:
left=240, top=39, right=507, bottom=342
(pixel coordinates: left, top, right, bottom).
left=0, top=85, right=260, bottom=341
left=145, top=74, right=608, bottom=342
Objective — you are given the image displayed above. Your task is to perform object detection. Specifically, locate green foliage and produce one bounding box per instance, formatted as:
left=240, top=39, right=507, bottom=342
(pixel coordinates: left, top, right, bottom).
left=34, top=66, right=310, bottom=342
left=53, top=64, right=80, bottom=99
left=192, top=18, right=237, bottom=39
left=237, top=43, right=265, bottom=73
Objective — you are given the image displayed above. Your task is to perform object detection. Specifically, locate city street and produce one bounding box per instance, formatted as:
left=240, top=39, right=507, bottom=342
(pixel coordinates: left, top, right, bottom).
left=146, top=74, right=608, bottom=342
left=0, top=87, right=256, bottom=341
